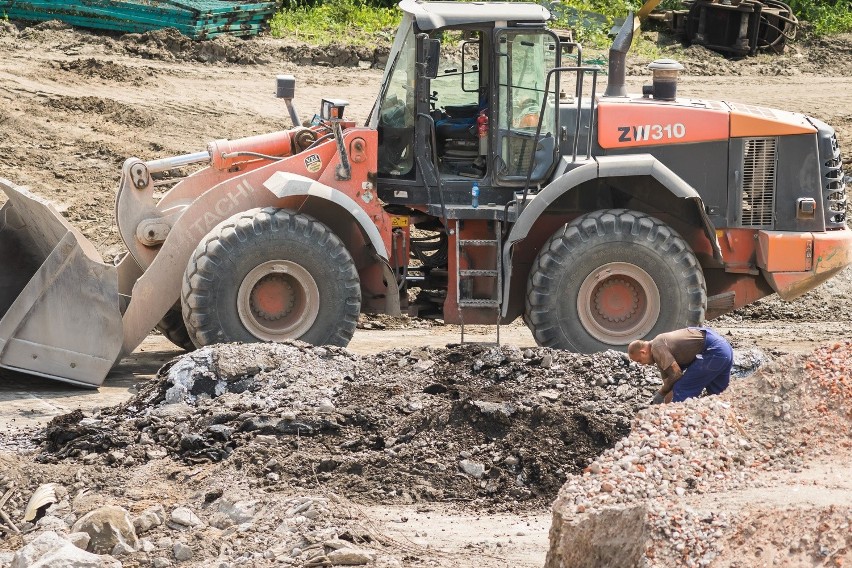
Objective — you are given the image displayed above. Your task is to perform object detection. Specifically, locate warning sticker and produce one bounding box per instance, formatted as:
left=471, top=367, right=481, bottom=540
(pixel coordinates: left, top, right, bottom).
left=304, top=153, right=322, bottom=173
left=391, top=216, right=409, bottom=228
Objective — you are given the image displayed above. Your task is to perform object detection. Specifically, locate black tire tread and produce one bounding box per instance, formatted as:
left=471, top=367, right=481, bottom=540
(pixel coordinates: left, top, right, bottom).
left=155, top=308, right=196, bottom=351
left=181, top=208, right=360, bottom=348
left=525, top=208, right=706, bottom=351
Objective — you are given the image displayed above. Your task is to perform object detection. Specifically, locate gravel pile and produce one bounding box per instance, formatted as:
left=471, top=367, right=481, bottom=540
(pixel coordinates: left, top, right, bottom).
left=547, top=342, right=852, bottom=568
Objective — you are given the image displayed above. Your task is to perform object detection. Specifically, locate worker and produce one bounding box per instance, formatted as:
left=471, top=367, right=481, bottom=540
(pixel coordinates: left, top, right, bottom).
left=627, top=327, right=733, bottom=405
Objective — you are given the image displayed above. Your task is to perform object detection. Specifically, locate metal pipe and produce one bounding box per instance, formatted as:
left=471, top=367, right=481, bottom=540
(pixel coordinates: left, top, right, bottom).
left=604, top=11, right=634, bottom=97
left=285, top=99, right=301, bottom=128
left=144, top=151, right=210, bottom=173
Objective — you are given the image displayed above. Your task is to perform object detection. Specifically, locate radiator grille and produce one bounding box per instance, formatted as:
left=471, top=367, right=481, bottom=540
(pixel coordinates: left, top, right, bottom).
left=821, top=131, right=846, bottom=228
left=741, top=137, right=777, bottom=227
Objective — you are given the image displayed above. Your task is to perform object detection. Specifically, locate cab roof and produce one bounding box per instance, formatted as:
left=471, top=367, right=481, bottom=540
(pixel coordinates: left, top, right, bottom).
left=398, top=0, right=550, bottom=30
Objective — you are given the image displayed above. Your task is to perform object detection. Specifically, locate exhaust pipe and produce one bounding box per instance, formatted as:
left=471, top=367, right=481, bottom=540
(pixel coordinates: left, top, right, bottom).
left=604, top=11, right=635, bottom=98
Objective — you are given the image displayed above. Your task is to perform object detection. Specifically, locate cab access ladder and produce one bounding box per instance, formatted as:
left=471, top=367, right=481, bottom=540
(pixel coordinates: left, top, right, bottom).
left=454, top=219, right=503, bottom=345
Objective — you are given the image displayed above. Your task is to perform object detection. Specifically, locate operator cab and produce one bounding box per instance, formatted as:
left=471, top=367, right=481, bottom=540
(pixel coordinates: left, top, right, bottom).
left=370, top=0, right=561, bottom=211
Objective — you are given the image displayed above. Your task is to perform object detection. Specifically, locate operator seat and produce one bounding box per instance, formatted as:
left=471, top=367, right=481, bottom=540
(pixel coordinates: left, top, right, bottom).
left=435, top=103, right=479, bottom=143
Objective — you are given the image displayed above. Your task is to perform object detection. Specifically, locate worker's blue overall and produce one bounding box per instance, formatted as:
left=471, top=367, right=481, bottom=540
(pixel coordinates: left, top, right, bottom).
left=672, top=328, right=733, bottom=402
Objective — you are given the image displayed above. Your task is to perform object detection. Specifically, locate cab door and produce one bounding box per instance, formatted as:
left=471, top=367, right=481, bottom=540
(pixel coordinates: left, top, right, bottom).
left=493, top=29, right=560, bottom=186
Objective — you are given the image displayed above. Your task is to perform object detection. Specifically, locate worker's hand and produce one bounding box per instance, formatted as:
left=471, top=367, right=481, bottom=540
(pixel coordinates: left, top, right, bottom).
left=650, top=391, right=666, bottom=405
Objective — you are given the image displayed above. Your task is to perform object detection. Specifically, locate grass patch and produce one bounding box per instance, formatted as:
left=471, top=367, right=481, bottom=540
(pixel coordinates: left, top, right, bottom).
left=270, top=0, right=399, bottom=45
left=269, top=3, right=398, bottom=45
left=787, top=0, right=852, bottom=35
left=270, top=0, right=852, bottom=49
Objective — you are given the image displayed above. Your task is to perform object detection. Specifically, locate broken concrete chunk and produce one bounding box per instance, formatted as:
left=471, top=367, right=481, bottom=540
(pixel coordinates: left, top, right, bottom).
left=459, top=459, right=486, bottom=479
left=71, top=505, right=139, bottom=554
left=12, top=531, right=122, bottom=568
left=326, top=547, right=376, bottom=565
left=170, top=506, right=203, bottom=528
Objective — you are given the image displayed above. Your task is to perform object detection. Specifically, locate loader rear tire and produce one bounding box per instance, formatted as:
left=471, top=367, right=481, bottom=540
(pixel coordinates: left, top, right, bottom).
left=156, top=308, right=196, bottom=351
left=525, top=209, right=706, bottom=353
left=181, top=208, right=360, bottom=348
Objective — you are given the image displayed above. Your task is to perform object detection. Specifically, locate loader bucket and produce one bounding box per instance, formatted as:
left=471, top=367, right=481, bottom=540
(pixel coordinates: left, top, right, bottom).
left=0, top=179, right=123, bottom=387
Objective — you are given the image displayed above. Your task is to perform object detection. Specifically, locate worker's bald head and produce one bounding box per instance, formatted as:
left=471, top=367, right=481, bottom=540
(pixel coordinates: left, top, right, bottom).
left=628, top=339, right=653, bottom=365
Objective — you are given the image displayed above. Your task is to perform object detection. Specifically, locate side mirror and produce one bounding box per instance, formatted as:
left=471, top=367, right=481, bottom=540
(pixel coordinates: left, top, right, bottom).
left=416, top=34, right=440, bottom=79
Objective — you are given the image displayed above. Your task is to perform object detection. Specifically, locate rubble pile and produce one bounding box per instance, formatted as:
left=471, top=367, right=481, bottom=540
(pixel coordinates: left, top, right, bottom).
left=0, top=342, right=674, bottom=567
left=35, top=342, right=663, bottom=508
left=547, top=343, right=852, bottom=568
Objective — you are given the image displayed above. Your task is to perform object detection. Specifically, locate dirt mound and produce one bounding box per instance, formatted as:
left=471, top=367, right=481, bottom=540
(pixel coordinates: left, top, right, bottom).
left=356, top=313, right=438, bottom=330
left=59, top=58, right=151, bottom=83
left=120, top=28, right=268, bottom=64
left=34, top=342, right=663, bottom=509
left=0, top=20, right=18, bottom=37
left=117, top=28, right=389, bottom=68
left=46, top=95, right=154, bottom=128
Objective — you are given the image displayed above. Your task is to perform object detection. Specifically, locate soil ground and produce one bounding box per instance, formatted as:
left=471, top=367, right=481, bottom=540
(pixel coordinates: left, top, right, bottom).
left=0, top=19, right=851, bottom=568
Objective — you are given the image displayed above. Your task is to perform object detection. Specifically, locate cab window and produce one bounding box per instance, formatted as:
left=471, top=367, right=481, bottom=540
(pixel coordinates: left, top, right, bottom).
left=377, top=26, right=417, bottom=177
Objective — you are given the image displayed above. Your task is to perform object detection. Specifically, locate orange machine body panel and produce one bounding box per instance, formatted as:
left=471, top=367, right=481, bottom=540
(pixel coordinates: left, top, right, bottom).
left=597, top=99, right=729, bottom=149
left=757, top=231, right=813, bottom=273
left=598, top=98, right=818, bottom=150
left=728, top=103, right=817, bottom=138
left=757, top=228, right=852, bottom=300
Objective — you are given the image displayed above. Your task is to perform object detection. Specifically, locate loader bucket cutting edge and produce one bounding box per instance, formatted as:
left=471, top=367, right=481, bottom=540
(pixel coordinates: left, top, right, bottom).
left=0, top=179, right=123, bottom=387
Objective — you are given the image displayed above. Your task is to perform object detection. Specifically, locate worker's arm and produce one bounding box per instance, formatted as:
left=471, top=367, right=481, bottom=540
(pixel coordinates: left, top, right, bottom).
left=658, top=362, right=683, bottom=395
left=650, top=342, right=682, bottom=399
left=650, top=363, right=682, bottom=405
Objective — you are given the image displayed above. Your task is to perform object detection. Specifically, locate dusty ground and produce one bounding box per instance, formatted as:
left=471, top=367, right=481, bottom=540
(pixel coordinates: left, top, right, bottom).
left=0, top=18, right=850, bottom=568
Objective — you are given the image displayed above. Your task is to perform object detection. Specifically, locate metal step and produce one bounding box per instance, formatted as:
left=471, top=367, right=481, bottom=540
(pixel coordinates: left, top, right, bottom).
left=458, top=239, right=498, bottom=247
left=459, top=269, right=498, bottom=277
left=458, top=299, right=500, bottom=308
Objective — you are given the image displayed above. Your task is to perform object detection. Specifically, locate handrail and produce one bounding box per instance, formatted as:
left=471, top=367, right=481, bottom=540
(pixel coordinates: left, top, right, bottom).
left=520, top=65, right=600, bottom=208
left=416, top=112, right=449, bottom=233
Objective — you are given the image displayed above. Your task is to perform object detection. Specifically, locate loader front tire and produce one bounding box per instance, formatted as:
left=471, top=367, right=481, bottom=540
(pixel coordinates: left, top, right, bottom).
left=525, top=209, right=706, bottom=353
left=182, top=208, right=361, bottom=348
left=156, top=308, right=196, bottom=351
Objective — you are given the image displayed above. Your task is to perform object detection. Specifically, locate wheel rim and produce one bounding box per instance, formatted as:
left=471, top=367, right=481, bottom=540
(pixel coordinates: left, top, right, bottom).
left=237, top=260, right=320, bottom=341
left=576, top=262, right=661, bottom=345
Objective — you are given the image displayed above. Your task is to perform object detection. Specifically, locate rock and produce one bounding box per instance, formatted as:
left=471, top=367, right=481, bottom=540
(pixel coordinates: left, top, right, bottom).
left=12, top=531, right=121, bottom=568
left=111, top=541, right=135, bottom=556
left=541, top=353, right=553, bottom=368
left=71, top=505, right=139, bottom=554
left=326, top=547, right=376, bottom=565
left=546, top=506, right=649, bottom=568
left=218, top=499, right=256, bottom=524
left=208, top=512, right=234, bottom=529
left=414, top=359, right=435, bottom=371
left=170, top=506, right=202, bottom=528
left=173, top=541, right=192, bottom=561
left=134, top=504, right=165, bottom=533
left=67, top=532, right=91, bottom=550
left=459, top=459, right=486, bottom=479
left=153, top=558, right=172, bottom=568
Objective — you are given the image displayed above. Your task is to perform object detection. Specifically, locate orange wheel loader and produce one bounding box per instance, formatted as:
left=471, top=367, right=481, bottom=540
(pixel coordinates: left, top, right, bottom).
left=0, top=0, right=849, bottom=386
